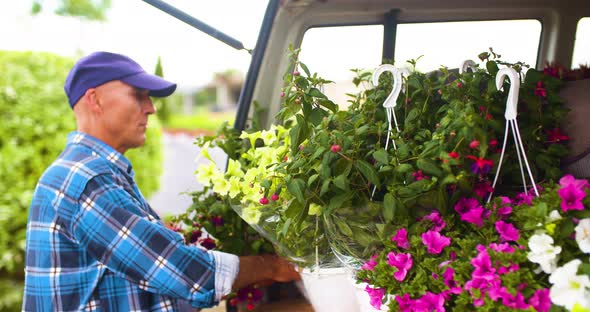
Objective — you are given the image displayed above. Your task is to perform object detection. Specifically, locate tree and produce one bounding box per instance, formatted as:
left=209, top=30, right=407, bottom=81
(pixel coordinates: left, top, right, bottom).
left=31, top=0, right=112, bottom=21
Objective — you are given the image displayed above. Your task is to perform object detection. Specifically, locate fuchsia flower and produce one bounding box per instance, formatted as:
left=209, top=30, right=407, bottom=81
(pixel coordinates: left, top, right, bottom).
left=210, top=215, right=224, bottom=227
left=415, top=292, right=445, bottom=312
left=559, top=174, right=590, bottom=189
left=395, top=294, right=413, bottom=311
left=442, top=267, right=462, bottom=294
left=448, top=151, right=459, bottom=159
left=528, top=288, right=551, bottom=312
left=546, top=127, right=569, bottom=143
left=364, top=285, right=386, bottom=309
left=422, top=230, right=451, bottom=254
left=387, top=252, right=413, bottom=282
left=495, top=220, right=520, bottom=242
left=391, top=228, right=410, bottom=249
left=422, top=211, right=446, bottom=231
left=466, top=155, right=494, bottom=175
left=471, top=246, right=496, bottom=281
left=412, top=170, right=427, bottom=181
left=361, top=255, right=378, bottom=271
left=199, top=237, right=217, bottom=250
left=474, top=181, right=493, bottom=198
left=534, top=81, right=547, bottom=98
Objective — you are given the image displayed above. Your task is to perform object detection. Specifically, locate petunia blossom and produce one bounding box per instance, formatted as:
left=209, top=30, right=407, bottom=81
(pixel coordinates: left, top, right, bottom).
left=559, top=174, right=590, bottom=190
left=528, top=288, right=551, bottom=312
left=422, top=230, right=451, bottom=254
left=361, top=255, right=379, bottom=271
left=365, top=285, right=386, bottom=310
left=387, top=251, right=413, bottom=282
left=422, top=211, right=446, bottom=232
left=575, top=218, right=590, bottom=253
left=527, top=233, right=561, bottom=274
left=495, top=220, right=520, bottom=242
left=549, top=260, right=590, bottom=310
left=558, top=183, right=586, bottom=212
left=391, top=228, right=410, bottom=250
left=489, top=242, right=515, bottom=253
left=467, top=155, right=494, bottom=175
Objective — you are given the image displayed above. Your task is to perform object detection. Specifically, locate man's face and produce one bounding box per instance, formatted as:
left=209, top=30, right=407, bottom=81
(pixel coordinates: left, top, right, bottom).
left=93, top=80, right=155, bottom=153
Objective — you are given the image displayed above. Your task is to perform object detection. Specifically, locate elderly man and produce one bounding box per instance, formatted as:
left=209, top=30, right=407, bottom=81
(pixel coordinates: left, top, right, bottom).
left=22, top=52, right=299, bottom=311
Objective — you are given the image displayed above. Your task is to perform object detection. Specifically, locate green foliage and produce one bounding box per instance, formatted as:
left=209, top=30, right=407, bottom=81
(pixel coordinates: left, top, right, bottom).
left=161, top=110, right=235, bottom=132
left=31, top=0, right=112, bottom=21
left=153, top=56, right=171, bottom=122
left=0, top=50, right=162, bottom=310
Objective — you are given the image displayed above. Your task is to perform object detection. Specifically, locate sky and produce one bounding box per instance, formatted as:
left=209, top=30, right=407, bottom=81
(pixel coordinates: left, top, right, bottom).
left=0, top=0, right=269, bottom=91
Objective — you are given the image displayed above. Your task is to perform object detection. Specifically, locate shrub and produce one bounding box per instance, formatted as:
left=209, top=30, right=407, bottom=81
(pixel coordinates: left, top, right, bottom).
left=0, top=50, right=162, bottom=310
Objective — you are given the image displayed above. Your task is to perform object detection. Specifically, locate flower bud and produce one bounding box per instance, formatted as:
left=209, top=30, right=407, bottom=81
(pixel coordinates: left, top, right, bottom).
left=330, top=144, right=342, bottom=153
left=280, top=91, right=285, bottom=97
left=271, top=193, right=279, bottom=201
left=259, top=197, right=269, bottom=205
left=469, top=140, right=480, bottom=149
left=293, top=70, right=300, bottom=76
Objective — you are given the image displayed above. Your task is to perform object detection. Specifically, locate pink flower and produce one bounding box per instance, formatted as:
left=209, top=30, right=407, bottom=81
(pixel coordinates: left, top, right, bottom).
left=421, top=230, right=451, bottom=254
left=364, top=285, right=386, bottom=309
left=495, top=220, right=520, bottom=242
left=559, top=174, right=589, bottom=189
left=361, top=255, right=378, bottom=271
left=391, top=228, right=410, bottom=250
left=498, top=263, right=520, bottom=274
left=469, top=140, right=480, bottom=149
left=546, top=127, right=568, bottom=143
left=412, top=170, right=427, bottom=181
left=454, top=198, right=480, bottom=214
left=387, top=252, right=413, bottom=282
left=558, top=184, right=586, bottom=212
left=442, top=267, right=462, bottom=294
left=461, top=207, right=486, bottom=227
left=502, top=291, right=529, bottom=309
left=471, top=246, right=496, bottom=281
left=415, top=292, right=445, bottom=312
left=488, top=242, right=514, bottom=253
left=513, top=191, right=534, bottom=206
left=422, top=211, right=446, bottom=231
left=474, top=181, right=493, bottom=198
left=535, top=81, right=547, bottom=98
left=528, top=288, right=551, bottom=312
left=271, top=193, right=279, bottom=201
left=259, top=197, right=269, bottom=205
left=448, top=151, right=459, bottom=159
left=395, top=294, right=414, bottom=312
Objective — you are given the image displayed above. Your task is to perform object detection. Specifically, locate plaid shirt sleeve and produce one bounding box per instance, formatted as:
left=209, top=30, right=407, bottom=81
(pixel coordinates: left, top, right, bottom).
left=72, top=173, right=231, bottom=308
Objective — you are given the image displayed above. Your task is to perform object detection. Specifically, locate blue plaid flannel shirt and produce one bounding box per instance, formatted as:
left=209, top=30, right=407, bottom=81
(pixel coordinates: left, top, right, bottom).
left=23, top=131, right=238, bottom=311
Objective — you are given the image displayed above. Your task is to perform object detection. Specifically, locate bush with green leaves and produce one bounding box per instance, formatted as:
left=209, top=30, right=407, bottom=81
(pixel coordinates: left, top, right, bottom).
left=0, top=50, right=162, bottom=310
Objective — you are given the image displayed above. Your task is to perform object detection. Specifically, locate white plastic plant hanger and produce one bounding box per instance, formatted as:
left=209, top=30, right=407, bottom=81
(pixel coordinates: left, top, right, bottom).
left=487, top=67, right=539, bottom=203
left=370, top=64, right=410, bottom=199
left=459, top=59, right=477, bottom=74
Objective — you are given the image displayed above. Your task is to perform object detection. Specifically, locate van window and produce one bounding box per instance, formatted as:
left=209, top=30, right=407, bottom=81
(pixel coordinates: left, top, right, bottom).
left=394, top=20, right=542, bottom=71
left=572, top=17, right=590, bottom=68
left=299, top=25, right=383, bottom=106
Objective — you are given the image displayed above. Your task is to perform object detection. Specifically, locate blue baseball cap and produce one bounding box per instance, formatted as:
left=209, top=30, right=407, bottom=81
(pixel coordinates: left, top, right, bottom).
left=64, top=51, right=177, bottom=108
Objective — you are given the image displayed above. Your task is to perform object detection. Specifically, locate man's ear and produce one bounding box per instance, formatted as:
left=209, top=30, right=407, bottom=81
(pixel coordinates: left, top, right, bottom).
left=83, top=88, right=102, bottom=114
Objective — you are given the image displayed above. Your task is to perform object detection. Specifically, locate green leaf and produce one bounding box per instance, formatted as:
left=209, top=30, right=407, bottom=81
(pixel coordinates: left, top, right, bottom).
left=486, top=61, right=499, bottom=76
left=320, top=179, right=331, bottom=196
left=308, top=174, right=319, bottom=186
left=416, top=158, right=443, bottom=177
left=334, top=217, right=353, bottom=237
left=287, top=178, right=307, bottom=204
left=333, top=174, right=349, bottom=190
left=285, top=198, right=303, bottom=218
left=373, top=148, right=389, bottom=165
left=354, top=160, right=380, bottom=186
left=328, top=192, right=353, bottom=212
left=299, top=62, right=311, bottom=77
left=318, top=99, right=338, bottom=112
left=383, top=192, right=395, bottom=222
left=309, top=87, right=327, bottom=99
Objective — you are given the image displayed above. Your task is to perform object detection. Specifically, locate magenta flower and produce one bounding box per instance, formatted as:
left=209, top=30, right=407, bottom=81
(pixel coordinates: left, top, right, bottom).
left=364, top=285, right=386, bottom=309
left=488, top=242, right=514, bottom=253
left=454, top=198, right=480, bottom=214
left=412, top=170, right=427, bottom=181
left=391, top=228, right=410, bottom=250
left=387, top=251, right=413, bottom=282
left=546, top=127, right=568, bottom=143
left=461, top=206, right=485, bottom=227
left=471, top=247, right=496, bottom=281
left=495, top=220, right=520, bottom=242
left=498, top=263, right=520, bottom=275
left=513, top=191, right=534, bottom=206
left=421, top=230, right=451, bottom=254
left=395, top=294, right=414, bottom=312
left=422, top=211, right=446, bottom=231
left=559, top=174, right=589, bottom=189
left=414, top=292, right=445, bottom=312
left=210, top=215, right=224, bottom=227
left=528, top=288, right=551, bottom=312
left=474, top=181, right=493, bottom=198
left=502, top=291, right=529, bottom=309
left=361, top=255, right=378, bottom=271
left=558, top=184, right=586, bottom=212
left=442, top=267, right=462, bottom=294
left=535, top=81, right=547, bottom=98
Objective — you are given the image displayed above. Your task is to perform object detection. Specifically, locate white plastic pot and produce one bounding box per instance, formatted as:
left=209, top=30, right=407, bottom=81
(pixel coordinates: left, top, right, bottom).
left=300, top=267, right=360, bottom=312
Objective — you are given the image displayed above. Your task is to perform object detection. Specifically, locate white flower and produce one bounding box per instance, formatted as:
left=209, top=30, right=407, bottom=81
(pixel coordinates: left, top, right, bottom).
left=549, top=259, right=590, bottom=310
left=575, top=218, right=590, bottom=253
left=527, top=233, right=561, bottom=273
left=546, top=210, right=563, bottom=223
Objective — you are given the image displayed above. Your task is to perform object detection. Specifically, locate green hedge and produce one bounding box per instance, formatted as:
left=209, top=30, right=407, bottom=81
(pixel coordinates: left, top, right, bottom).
left=0, top=51, right=162, bottom=310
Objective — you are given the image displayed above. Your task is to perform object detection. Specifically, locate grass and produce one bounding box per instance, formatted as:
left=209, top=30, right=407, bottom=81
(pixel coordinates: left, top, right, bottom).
left=162, top=109, right=236, bottom=132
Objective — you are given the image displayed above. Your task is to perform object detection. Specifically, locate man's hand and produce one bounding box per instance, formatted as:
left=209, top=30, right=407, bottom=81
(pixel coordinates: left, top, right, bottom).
left=232, top=254, right=300, bottom=291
